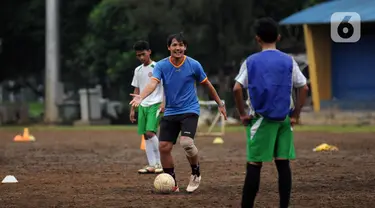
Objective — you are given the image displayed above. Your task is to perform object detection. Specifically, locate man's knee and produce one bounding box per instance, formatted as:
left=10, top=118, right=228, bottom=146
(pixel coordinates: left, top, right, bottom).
left=180, top=136, right=198, bottom=157
left=159, top=141, right=172, bottom=153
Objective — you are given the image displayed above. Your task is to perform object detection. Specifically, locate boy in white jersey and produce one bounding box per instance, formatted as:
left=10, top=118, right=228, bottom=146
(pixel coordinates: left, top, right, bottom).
left=130, top=40, right=163, bottom=174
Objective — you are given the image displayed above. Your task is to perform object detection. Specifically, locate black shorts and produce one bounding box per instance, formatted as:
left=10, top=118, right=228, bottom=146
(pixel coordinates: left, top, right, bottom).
left=159, top=113, right=199, bottom=144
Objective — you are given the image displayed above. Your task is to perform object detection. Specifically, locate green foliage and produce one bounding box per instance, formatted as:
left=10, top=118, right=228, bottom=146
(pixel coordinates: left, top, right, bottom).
left=68, top=0, right=325, bottom=101
left=0, top=0, right=101, bottom=84
left=0, top=0, right=45, bottom=81
left=1, top=0, right=327, bottom=101
left=71, top=0, right=184, bottom=99
left=303, top=0, right=328, bottom=8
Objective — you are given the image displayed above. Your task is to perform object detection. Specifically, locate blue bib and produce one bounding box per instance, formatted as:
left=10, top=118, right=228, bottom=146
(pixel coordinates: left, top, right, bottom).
left=246, top=50, right=293, bottom=121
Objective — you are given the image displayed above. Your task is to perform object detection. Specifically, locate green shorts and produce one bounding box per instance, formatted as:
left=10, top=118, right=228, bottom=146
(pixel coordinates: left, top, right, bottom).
left=137, top=103, right=162, bottom=135
left=246, top=116, right=295, bottom=162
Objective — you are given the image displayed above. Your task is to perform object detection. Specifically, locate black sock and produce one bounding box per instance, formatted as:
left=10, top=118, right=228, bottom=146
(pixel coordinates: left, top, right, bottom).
left=163, top=168, right=177, bottom=186
left=191, top=164, right=200, bottom=177
left=275, top=160, right=292, bottom=208
left=241, top=163, right=261, bottom=208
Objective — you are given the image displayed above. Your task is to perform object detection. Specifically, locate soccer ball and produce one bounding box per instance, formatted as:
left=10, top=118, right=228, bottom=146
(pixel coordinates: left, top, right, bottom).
left=153, top=173, right=175, bottom=193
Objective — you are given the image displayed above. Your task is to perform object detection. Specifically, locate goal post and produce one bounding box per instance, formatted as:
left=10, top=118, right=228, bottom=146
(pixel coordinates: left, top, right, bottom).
left=196, top=100, right=226, bottom=137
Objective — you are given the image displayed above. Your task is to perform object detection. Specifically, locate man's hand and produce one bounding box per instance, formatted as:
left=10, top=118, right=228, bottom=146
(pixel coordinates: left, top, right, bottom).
left=129, top=109, right=136, bottom=123
left=218, top=104, right=227, bottom=120
left=290, top=116, right=298, bottom=127
left=239, top=114, right=252, bottom=126
left=129, top=94, right=143, bottom=107
left=159, top=102, right=165, bottom=113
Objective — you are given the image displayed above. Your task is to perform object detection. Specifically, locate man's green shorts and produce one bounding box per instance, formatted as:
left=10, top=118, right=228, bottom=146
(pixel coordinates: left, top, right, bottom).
left=137, top=103, right=162, bottom=135
left=245, top=116, right=296, bottom=162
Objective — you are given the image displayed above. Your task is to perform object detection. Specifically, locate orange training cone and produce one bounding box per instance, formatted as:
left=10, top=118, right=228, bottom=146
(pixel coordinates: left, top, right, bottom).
left=140, top=135, right=146, bottom=150
left=13, top=128, right=35, bottom=142
left=13, top=135, right=24, bottom=141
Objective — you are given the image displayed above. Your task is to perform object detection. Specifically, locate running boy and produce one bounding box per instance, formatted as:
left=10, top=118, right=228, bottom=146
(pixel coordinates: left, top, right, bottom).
left=130, top=40, right=163, bottom=174
left=233, top=18, right=309, bottom=208
left=130, top=33, right=227, bottom=193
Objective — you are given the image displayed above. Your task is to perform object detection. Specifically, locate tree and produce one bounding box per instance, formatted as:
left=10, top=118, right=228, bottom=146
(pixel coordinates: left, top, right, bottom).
left=71, top=0, right=184, bottom=100
left=0, top=0, right=101, bottom=95
left=0, top=0, right=45, bottom=82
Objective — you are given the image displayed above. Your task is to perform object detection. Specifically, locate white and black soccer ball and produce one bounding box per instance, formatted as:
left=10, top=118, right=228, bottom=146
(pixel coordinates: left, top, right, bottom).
left=153, top=173, right=175, bottom=194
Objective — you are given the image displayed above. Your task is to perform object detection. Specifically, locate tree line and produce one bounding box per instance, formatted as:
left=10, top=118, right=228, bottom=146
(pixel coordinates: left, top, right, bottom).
left=0, top=0, right=325, bottom=102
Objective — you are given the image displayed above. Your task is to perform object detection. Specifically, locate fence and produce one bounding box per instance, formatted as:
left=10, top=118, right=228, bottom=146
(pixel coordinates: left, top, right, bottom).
left=300, top=101, right=375, bottom=126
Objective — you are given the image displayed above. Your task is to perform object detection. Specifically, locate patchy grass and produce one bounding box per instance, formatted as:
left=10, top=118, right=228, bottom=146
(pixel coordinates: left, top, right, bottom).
left=1, top=124, right=374, bottom=133
left=224, top=125, right=375, bottom=133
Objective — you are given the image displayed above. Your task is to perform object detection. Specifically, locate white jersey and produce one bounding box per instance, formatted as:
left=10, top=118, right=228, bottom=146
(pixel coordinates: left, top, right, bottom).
left=131, top=61, right=163, bottom=107
left=235, top=52, right=307, bottom=115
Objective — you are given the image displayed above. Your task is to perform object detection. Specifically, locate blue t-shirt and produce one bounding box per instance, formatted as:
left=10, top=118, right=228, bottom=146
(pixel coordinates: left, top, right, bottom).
left=246, top=50, right=293, bottom=120
left=152, top=55, right=208, bottom=116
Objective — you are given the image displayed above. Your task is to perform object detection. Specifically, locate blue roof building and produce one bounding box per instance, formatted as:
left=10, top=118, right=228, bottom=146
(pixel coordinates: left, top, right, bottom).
left=280, top=0, right=375, bottom=112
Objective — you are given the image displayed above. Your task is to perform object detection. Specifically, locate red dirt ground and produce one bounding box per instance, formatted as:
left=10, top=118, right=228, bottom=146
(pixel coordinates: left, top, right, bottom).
left=0, top=129, right=374, bottom=208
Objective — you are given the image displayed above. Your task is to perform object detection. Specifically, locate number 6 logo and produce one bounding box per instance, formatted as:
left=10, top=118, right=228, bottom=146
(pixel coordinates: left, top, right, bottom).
left=330, top=12, right=361, bottom=43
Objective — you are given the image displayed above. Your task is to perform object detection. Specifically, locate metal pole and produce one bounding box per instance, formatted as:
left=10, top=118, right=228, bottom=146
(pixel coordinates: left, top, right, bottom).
left=44, top=0, right=60, bottom=123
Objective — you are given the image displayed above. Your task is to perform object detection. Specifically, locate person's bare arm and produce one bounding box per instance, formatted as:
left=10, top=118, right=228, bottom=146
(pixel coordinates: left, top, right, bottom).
left=233, top=82, right=247, bottom=117
left=200, top=79, right=227, bottom=119
left=233, top=60, right=249, bottom=118
left=138, top=78, right=159, bottom=100
left=291, top=85, right=309, bottom=120
left=200, top=80, right=224, bottom=106
left=159, top=94, right=166, bottom=112
left=291, top=57, right=309, bottom=123
left=131, top=87, right=140, bottom=112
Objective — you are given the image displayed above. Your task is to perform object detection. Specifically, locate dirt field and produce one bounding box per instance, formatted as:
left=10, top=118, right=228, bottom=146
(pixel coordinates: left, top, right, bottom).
left=0, top=128, right=374, bottom=208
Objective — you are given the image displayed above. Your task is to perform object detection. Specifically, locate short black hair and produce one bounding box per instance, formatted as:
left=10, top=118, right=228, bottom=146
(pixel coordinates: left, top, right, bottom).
left=254, top=17, right=279, bottom=43
left=167, top=32, right=187, bottom=46
left=133, top=40, right=150, bottom=51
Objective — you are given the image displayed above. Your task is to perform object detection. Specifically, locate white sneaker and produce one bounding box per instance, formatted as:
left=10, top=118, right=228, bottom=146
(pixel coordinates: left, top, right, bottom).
left=137, top=165, right=155, bottom=174
left=186, top=174, right=201, bottom=193
left=154, top=163, right=164, bottom=174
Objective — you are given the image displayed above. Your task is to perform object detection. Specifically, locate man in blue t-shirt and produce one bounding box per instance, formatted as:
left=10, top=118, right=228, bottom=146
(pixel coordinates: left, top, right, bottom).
left=130, top=32, right=227, bottom=193
left=233, top=18, right=309, bottom=208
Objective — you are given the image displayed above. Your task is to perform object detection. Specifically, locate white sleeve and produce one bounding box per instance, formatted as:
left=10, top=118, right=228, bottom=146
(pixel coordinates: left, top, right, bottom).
left=292, top=58, right=307, bottom=88
left=131, top=69, right=139, bottom=88
left=234, top=61, right=248, bottom=87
